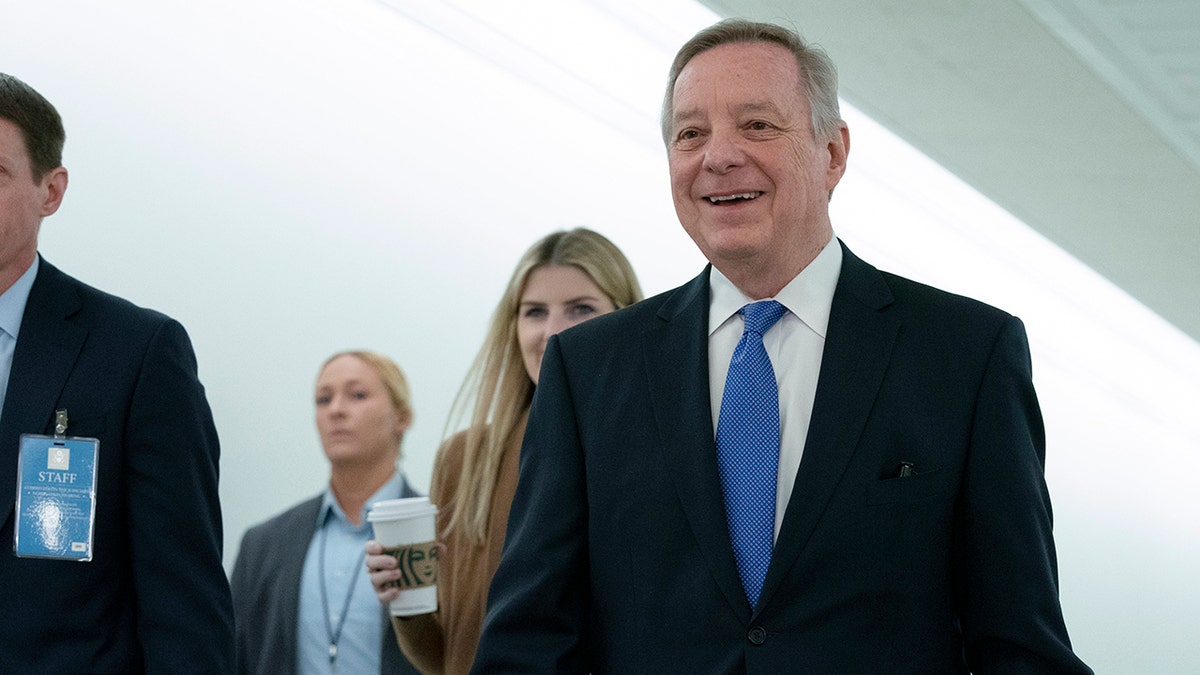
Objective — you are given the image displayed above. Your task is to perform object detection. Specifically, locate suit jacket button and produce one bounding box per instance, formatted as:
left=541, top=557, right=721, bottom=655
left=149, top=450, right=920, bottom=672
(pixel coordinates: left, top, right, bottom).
left=747, top=626, right=767, bottom=645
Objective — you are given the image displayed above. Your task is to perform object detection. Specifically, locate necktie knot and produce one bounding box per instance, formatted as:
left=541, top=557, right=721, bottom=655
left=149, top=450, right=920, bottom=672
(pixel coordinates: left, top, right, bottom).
left=740, top=300, right=786, bottom=337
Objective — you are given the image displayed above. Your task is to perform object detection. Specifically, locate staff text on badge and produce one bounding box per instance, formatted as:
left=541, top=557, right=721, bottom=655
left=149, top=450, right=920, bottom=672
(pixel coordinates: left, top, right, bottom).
left=13, top=434, right=99, bottom=561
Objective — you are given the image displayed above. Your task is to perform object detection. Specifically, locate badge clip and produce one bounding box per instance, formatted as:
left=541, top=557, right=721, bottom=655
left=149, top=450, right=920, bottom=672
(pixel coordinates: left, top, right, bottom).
left=54, top=409, right=68, bottom=439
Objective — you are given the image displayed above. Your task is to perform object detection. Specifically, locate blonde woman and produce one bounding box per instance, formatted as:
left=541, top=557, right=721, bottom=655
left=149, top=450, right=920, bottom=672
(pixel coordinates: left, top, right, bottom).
left=365, top=229, right=642, bottom=674
left=233, top=351, right=422, bottom=675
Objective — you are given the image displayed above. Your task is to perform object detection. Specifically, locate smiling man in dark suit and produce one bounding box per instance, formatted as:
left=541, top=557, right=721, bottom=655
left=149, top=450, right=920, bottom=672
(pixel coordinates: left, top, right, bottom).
left=471, top=20, right=1091, bottom=674
left=0, top=73, right=234, bottom=672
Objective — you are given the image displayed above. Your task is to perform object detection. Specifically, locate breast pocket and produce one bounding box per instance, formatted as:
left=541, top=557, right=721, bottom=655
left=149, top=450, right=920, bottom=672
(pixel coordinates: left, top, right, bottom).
left=866, top=468, right=952, bottom=505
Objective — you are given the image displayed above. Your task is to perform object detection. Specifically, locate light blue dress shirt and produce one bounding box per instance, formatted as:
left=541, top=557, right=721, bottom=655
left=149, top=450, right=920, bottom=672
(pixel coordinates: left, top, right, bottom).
left=0, top=256, right=40, bottom=418
left=296, top=470, right=405, bottom=675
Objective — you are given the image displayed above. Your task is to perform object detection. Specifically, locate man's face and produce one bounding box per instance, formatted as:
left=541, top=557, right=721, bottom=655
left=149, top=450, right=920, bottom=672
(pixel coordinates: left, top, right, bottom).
left=667, top=41, right=847, bottom=289
left=0, top=118, right=65, bottom=292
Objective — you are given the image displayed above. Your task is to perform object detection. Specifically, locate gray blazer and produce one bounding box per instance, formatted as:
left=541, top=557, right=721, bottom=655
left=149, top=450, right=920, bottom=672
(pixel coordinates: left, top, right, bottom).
left=231, top=480, right=422, bottom=675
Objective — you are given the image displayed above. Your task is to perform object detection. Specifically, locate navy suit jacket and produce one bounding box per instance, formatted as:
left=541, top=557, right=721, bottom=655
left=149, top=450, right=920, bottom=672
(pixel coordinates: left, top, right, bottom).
left=230, top=488, right=423, bottom=675
left=473, top=242, right=1090, bottom=674
left=0, top=257, right=235, bottom=672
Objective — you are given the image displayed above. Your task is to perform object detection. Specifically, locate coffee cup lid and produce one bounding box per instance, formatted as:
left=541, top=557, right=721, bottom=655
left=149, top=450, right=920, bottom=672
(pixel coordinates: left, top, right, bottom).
left=368, top=496, right=437, bottom=522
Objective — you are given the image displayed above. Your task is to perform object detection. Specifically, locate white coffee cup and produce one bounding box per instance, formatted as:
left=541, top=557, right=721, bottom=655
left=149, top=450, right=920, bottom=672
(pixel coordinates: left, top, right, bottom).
left=367, top=497, right=439, bottom=616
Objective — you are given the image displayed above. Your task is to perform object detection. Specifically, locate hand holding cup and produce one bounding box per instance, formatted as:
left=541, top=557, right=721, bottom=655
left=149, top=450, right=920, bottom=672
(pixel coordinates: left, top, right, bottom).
left=366, top=497, right=439, bottom=616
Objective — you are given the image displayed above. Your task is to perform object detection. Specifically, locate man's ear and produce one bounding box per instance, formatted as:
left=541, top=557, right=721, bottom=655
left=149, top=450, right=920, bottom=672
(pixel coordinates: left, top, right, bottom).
left=40, top=166, right=68, bottom=217
left=825, top=123, right=849, bottom=193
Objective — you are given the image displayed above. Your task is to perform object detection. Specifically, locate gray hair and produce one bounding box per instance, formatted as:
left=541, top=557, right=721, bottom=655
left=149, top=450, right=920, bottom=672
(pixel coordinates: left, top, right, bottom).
left=660, top=19, right=842, bottom=146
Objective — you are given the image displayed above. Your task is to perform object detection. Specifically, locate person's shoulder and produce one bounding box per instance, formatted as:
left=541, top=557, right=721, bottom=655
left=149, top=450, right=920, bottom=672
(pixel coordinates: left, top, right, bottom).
left=436, top=427, right=470, bottom=464
left=232, top=494, right=322, bottom=587
left=40, top=258, right=178, bottom=330
left=864, top=268, right=1030, bottom=363
left=434, top=424, right=492, bottom=482
left=838, top=244, right=1010, bottom=324
left=879, top=270, right=1013, bottom=328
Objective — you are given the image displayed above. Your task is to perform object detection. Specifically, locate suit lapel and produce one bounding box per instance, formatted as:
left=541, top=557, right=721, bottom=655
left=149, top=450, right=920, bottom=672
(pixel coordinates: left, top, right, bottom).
left=757, top=243, right=899, bottom=614
left=0, top=260, right=87, bottom=524
left=643, top=268, right=752, bottom=620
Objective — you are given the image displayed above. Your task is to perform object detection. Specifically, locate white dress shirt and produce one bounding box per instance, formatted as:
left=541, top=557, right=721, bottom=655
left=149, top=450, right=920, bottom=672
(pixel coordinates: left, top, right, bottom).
left=707, top=236, right=842, bottom=538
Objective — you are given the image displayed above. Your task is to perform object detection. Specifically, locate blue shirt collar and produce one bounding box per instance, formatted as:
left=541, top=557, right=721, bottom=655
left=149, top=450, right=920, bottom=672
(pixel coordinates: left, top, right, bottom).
left=0, top=255, right=39, bottom=340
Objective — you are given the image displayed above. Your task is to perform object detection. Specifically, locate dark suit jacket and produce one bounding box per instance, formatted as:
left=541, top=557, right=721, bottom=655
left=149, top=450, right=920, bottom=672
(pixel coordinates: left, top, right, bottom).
left=0, top=257, right=235, bottom=672
left=231, top=484, right=423, bottom=675
left=473, top=242, right=1090, bottom=674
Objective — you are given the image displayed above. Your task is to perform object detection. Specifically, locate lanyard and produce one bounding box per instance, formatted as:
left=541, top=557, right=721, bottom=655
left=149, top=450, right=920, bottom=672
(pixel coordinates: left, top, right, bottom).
left=318, top=524, right=366, bottom=673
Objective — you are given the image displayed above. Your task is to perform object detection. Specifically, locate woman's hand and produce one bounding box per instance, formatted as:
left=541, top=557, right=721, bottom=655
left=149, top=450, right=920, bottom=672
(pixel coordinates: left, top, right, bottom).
left=365, top=540, right=403, bottom=605
left=365, top=539, right=448, bottom=607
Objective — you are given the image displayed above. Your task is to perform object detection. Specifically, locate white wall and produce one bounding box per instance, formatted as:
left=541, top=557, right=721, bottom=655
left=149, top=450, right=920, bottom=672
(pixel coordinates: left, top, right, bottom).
left=3, top=0, right=1198, bottom=671
left=1, top=0, right=710, bottom=558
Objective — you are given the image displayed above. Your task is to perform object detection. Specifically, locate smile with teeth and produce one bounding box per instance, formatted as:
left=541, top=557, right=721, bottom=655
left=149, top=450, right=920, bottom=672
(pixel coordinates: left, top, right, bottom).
left=707, top=191, right=762, bottom=204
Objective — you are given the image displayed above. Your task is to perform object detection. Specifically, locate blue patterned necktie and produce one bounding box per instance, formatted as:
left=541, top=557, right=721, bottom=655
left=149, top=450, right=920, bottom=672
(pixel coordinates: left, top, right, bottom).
left=716, top=300, right=787, bottom=609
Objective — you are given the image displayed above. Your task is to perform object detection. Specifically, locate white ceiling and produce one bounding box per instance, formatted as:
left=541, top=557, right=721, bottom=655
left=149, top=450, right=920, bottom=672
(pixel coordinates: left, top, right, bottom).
left=701, top=0, right=1200, bottom=342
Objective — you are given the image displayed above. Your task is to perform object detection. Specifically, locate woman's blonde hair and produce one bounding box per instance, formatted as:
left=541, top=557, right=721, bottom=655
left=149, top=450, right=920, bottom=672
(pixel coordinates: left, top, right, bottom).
left=319, top=350, right=413, bottom=456
left=442, top=228, right=642, bottom=544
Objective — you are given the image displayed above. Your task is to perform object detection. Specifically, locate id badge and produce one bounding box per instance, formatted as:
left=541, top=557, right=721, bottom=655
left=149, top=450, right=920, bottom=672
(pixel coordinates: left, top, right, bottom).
left=14, top=433, right=99, bottom=560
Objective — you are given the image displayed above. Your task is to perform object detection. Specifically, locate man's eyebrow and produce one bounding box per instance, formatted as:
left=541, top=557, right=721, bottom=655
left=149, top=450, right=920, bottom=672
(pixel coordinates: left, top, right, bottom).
left=671, top=107, right=703, bottom=126
left=732, top=101, right=784, bottom=116
left=673, top=100, right=783, bottom=124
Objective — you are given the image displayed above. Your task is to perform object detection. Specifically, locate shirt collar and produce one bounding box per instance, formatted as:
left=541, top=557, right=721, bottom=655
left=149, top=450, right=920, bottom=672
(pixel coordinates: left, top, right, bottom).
left=708, top=235, right=843, bottom=339
left=0, top=255, right=39, bottom=340
left=316, top=468, right=405, bottom=528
